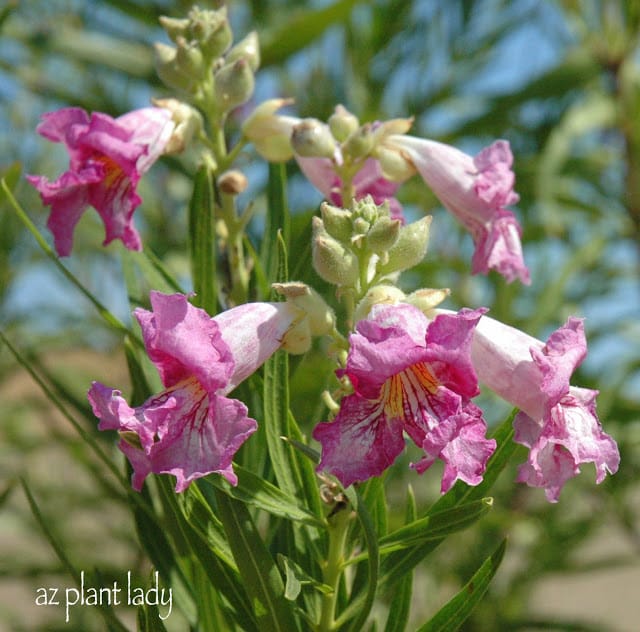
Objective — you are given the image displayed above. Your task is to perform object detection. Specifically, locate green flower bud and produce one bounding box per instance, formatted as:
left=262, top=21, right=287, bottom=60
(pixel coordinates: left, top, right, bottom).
left=320, top=202, right=352, bottom=243
left=354, top=284, right=406, bottom=322
left=312, top=217, right=359, bottom=286
left=366, top=216, right=401, bottom=254
left=328, top=105, right=359, bottom=142
left=226, top=31, right=260, bottom=72
left=152, top=97, right=203, bottom=153
left=342, top=123, right=375, bottom=160
left=291, top=119, right=336, bottom=159
left=241, top=98, right=297, bottom=162
left=352, top=217, right=370, bottom=236
left=176, top=5, right=233, bottom=60
left=378, top=215, right=432, bottom=275
left=154, top=43, right=198, bottom=93
left=158, top=16, right=190, bottom=43
left=281, top=318, right=312, bottom=355
left=272, top=281, right=336, bottom=336
left=405, top=287, right=451, bottom=313
left=214, top=58, right=255, bottom=112
left=352, top=195, right=381, bottom=223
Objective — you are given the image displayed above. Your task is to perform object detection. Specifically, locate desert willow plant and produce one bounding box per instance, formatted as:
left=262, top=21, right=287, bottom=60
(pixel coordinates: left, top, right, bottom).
left=2, top=3, right=618, bottom=631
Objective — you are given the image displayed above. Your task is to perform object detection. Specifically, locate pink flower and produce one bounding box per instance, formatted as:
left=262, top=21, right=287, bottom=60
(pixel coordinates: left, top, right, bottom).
left=313, top=303, right=495, bottom=492
left=27, top=106, right=175, bottom=256
left=387, top=135, right=530, bottom=284
left=464, top=312, right=620, bottom=501
left=296, top=155, right=404, bottom=221
left=88, top=292, right=297, bottom=492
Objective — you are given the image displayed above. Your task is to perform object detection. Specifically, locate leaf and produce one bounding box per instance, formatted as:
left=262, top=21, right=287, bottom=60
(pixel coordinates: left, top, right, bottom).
left=199, top=465, right=324, bottom=527
left=188, top=165, right=218, bottom=314
left=277, top=554, right=334, bottom=601
left=416, top=539, right=507, bottom=632
left=214, top=489, right=299, bottom=631
left=383, top=486, right=417, bottom=632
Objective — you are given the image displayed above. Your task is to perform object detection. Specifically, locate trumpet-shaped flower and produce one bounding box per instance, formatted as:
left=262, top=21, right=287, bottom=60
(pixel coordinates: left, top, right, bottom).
left=88, top=292, right=297, bottom=492
left=27, top=106, right=174, bottom=256
left=386, top=135, right=530, bottom=284
left=313, top=303, right=495, bottom=492
left=463, top=312, right=620, bottom=501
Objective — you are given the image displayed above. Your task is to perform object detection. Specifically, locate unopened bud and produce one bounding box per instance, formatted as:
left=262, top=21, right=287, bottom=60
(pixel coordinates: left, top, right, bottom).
left=226, top=31, right=260, bottom=72
left=218, top=170, right=248, bottom=195
left=291, top=119, right=336, bottom=159
left=378, top=215, right=432, bottom=274
left=191, top=5, right=233, bottom=60
left=312, top=217, right=359, bottom=286
left=405, top=288, right=451, bottom=313
left=320, top=202, right=352, bottom=242
left=354, top=285, right=406, bottom=322
left=342, top=123, right=374, bottom=160
left=154, top=43, right=198, bottom=93
left=158, top=16, right=190, bottom=42
left=242, top=98, right=297, bottom=162
left=366, top=216, right=401, bottom=254
left=214, top=58, right=255, bottom=112
left=328, top=105, right=359, bottom=142
left=175, top=36, right=204, bottom=78
left=272, top=282, right=336, bottom=336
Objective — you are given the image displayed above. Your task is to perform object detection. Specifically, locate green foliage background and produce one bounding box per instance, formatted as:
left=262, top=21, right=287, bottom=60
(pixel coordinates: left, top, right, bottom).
left=0, top=0, right=639, bottom=630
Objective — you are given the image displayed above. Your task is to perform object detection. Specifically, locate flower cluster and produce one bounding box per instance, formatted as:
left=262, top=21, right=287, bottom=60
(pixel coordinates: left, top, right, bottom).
left=24, top=3, right=618, bottom=504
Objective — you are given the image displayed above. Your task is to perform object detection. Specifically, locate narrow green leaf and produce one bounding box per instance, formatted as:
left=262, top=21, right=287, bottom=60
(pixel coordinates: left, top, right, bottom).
left=215, top=489, right=299, bottom=631
left=262, top=162, right=290, bottom=288
left=337, top=487, right=379, bottom=632
left=188, top=165, right=217, bottom=314
left=383, top=486, right=417, bottom=632
left=200, top=465, right=324, bottom=527
left=21, top=479, right=130, bottom=632
left=416, top=539, right=507, bottom=632
left=277, top=554, right=334, bottom=601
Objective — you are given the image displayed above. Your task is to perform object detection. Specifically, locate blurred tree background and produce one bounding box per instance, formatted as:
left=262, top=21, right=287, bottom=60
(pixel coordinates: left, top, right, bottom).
left=0, top=0, right=639, bottom=630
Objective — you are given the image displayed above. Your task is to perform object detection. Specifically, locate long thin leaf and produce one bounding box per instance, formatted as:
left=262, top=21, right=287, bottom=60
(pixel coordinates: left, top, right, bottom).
left=416, top=539, right=507, bottom=632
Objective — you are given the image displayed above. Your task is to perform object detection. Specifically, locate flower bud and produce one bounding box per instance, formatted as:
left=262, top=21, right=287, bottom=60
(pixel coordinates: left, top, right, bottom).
left=320, top=202, right=352, bottom=243
left=280, top=318, right=312, bottom=355
left=158, top=16, right=190, bottom=42
left=218, top=170, right=248, bottom=195
left=366, top=216, right=401, bottom=254
left=342, top=123, right=374, bottom=160
left=214, top=57, right=255, bottom=112
left=378, top=215, right=432, bottom=274
left=328, top=105, right=359, bottom=142
left=354, top=284, right=406, bottom=322
left=405, top=287, right=451, bottom=313
left=154, top=43, right=198, bottom=93
left=291, top=119, right=336, bottom=159
left=272, top=281, right=336, bottom=336
left=194, top=6, right=233, bottom=60
left=226, top=31, right=260, bottom=72
left=312, top=217, right=359, bottom=286
left=175, top=36, right=204, bottom=78
left=242, top=98, right=297, bottom=162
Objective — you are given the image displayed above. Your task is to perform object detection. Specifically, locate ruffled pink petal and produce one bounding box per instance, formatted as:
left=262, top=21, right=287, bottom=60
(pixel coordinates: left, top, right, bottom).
left=313, top=393, right=406, bottom=487
left=148, top=390, right=256, bottom=492
left=413, top=405, right=495, bottom=493
left=388, top=134, right=529, bottom=283
left=26, top=167, right=103, bottom=256
left=134, top=292, right=234, bottom=392
left=35, top=107, right=90, bottom=147
left=342, top=303, right=431, bottom=399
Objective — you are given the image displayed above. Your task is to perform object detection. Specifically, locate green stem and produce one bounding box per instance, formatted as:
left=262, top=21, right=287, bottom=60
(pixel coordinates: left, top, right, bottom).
left=317, top=507, right=352, bottom=632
